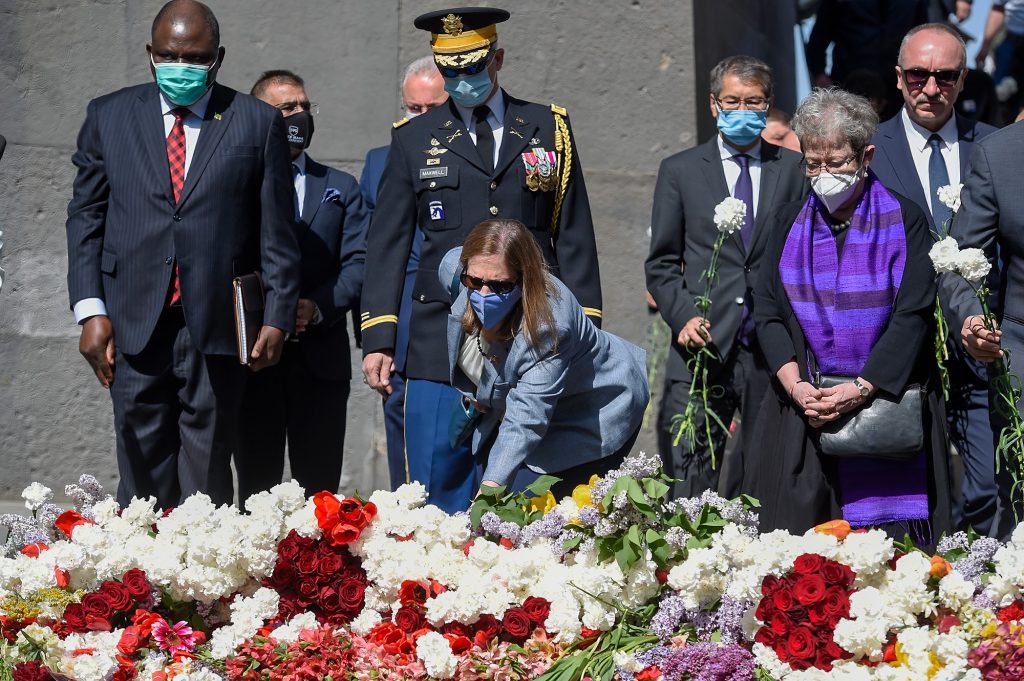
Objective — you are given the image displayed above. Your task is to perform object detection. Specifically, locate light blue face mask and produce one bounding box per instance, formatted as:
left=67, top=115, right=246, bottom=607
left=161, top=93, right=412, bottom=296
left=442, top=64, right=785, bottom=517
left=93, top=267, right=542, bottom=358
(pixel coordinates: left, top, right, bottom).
left=151, top=55, right=216, bottom=106
left=715, top=107, right=768, bottom=147
left=469, top=286, right=522, bottom=330
left=444, top=70, right=495, bottom=109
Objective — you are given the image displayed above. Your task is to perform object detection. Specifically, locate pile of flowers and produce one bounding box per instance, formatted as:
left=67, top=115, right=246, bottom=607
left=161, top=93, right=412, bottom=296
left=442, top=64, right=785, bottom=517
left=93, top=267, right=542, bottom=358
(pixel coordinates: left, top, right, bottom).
left=5, top=461, right=1024, bottom=680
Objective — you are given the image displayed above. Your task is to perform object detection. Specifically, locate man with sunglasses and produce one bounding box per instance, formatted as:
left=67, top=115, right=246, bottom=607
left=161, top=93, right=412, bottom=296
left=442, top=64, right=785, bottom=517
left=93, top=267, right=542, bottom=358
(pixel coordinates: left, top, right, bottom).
left=872, top=22, right=999, bottom=536
left=360, top=7, right=602, bottom=514
left=645, top=55, right=807, bottom=500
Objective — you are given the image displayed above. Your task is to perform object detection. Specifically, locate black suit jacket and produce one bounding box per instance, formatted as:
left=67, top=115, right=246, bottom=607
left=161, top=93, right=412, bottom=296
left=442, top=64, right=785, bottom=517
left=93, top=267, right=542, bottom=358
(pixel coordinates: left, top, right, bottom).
left=645, top=136, right=808, bottom=381
left=360, top=93, right=602, bottom=383
left=66, top=82, right=300, bottom=356
left=293, top=156, right=369, bottom=381
left=871, top=112, right=998, bottom=232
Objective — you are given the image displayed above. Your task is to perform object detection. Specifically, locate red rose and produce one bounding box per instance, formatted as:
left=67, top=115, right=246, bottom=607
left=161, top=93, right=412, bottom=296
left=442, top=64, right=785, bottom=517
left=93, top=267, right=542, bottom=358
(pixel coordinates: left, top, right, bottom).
left=341, top=565, right=368, bottom=585
left=298, top=577, right=319, bottom=600
left=277, top=537, right=301, bottom=562
left=296, top=551, right=319, bottom=575
left=772, top=588, right=794, bottom=612
left=82, top=592, right=113, bottom=620
left=317, top=552, right=344, bottom=577
left=121, top=569, right=150, bottom=600
left=117, top=626, right=145, bottom=655
left=338, top=578, right=366, bottom=611
left=761, top=574, right=785, bottom=597
left=792, top=575, right=827, bottom=606
left=521, top=597, right=551, bottom=627
left=270, top=563, right=299, bottom=590
left=99, top=581, right=133, bottom=612
left=814, top=650, right=835, bottom=671
left=786, top=626, right=816, bottom=661
left=787, top=605, right=808, bottom=621
left=754, top=627, right=776, bottom=647
left=86, top=614, right=112, bottom=632
left=473, top=613, right=501, bottom=641
left=825, top=641, right=848, bottom=660
left=501, top=607, right=532, bottom=640
left=770, top=612, right=792, bottom=636
left=755, top=599, right=776, bottom=622
left=444, top=633, right=472, bottom=655
left=808, top=605, right=828, bottom=626
left=822, top=586, right=851, bottom=620
left=441, top=620, right=471, bottom=638
left=399, top=580, right=430, bottom=606
left=318, top=586, right=340, bottom=612
left=55, top=510, right=94, bottom=538
left=12, top=662, right=50, bottom=681
left=821, top=561, right=856, bottom=587
left=793, top=554, right=825, bottom=575
left=62, top=603, right=88, bottom=632
left=395, top=606, right=426, bottom=634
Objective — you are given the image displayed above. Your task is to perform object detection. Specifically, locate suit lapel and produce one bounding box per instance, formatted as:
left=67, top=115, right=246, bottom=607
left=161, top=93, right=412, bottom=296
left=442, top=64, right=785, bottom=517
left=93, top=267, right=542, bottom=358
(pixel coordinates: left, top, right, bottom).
left=885, top=117, right=932, bottom=224
left=701, top=137, right=743, bottom=252
left=302, top=157, right=328, bottom=225
left=435, top=100, right=487, bottom=173
left=748, top=141, right=782, bottom=262
left=177, top=84, right=233, bottom=208
left=134, top=85, right=175, bottom=208
left=494, top=98, right=537, bottom=178
left=955, top=113, right=975, bottom=177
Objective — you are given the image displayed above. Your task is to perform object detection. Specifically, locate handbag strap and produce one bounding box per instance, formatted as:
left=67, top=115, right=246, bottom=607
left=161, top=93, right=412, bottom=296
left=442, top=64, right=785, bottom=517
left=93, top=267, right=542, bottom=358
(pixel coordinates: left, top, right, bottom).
left=448, top=269, right=461, bottom=302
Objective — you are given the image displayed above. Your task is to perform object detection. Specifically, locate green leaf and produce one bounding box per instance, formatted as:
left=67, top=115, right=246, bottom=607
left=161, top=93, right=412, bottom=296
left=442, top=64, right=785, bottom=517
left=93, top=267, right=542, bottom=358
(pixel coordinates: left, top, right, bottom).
left=642, top=477, right=670, bottom=501
left=562, top=534, right=584, bottom=551
left=736, top=493, right=761, bottom=509
left=526, top=474, right=561, bottom=496
left=625, top=524, right=642, bottom=550
left=625, top=479, right=656, bottom=518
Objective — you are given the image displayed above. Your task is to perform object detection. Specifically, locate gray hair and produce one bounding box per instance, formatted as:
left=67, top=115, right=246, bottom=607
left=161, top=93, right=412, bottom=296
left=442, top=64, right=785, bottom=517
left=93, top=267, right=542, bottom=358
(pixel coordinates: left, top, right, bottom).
left=403, top=55, right=441, bottom=85
left=792, top=87, right=879, bottom=156
left=899, top=22, right=967, bottom=70
left=710, top=55, right=774, bottom=99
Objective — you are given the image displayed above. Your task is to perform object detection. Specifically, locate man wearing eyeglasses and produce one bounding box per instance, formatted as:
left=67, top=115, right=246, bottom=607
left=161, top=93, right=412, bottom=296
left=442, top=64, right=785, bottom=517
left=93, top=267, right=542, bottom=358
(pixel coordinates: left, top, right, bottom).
left=233, top=70, right=369, bottom=502
left=360, top=7, right=602, bottom=514
left=65, top=0, right=300, bottom=509
left=871, top=23, right=998, bottom=536
left=645, top=55, right=808, bottom=500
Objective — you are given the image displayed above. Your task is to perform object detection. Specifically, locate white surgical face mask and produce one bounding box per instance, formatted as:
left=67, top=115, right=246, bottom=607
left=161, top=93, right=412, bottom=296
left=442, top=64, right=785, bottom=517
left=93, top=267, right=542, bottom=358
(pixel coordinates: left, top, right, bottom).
left=811, top=168, right=863, bottom=214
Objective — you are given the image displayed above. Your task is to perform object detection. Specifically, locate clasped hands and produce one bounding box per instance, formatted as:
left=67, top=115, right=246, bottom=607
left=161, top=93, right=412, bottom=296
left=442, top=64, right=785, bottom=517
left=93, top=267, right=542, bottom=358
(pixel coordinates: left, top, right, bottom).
left=790, top=379, right=871, bottom=428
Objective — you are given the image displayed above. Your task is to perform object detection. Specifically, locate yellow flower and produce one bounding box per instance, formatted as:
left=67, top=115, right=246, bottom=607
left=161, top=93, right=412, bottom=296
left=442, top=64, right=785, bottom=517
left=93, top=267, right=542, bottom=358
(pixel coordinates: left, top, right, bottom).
left=572, top=475, right=602, bottom=510
left=527, top=491, right=557, bottom=514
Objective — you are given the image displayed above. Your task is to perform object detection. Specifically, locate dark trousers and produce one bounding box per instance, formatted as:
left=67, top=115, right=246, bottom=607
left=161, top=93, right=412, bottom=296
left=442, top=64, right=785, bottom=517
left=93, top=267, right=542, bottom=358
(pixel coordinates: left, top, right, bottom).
left=988, top=316, right=1024, bottom=538
left=111, top=307, right=245, bottom=509
left=382, top=371, right=409, bottom=490
left=947, top=353, right=999, bottom=535
left=235, top=342, right=349, bottom=504
left=657, top=341, right=770, bottom=499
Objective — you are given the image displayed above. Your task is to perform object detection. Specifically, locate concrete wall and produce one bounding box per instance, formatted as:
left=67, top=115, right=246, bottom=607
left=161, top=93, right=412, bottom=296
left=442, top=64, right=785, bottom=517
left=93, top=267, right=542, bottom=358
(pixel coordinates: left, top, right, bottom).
left=0, top=0, right=793, bottom=502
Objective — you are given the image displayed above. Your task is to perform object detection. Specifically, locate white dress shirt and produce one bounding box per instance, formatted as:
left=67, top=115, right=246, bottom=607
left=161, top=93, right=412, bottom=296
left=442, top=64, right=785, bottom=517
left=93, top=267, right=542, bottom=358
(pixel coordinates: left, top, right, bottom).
left=454, top=88, right=507, bottom=168
left=718, top=135, right=762, bottom=218
left=292, top=151, right=307, bottom=219
left=74, top=88, right=213, bottom=323
left=900, top=108, right=960, bottom=221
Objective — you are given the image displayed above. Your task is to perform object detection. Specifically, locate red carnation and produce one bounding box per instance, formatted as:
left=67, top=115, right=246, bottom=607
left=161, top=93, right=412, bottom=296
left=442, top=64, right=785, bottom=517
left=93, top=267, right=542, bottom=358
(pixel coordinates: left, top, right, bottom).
left=55, top=510, right=94, bottom=539
left=394, top=606, right=426, bottom=634
left=636, top=667, right=662, bottom=681
left=121, top=569, right=150, bottom=600
left=792, top=574, right=827, bottom=606
left=998, top=601, right=1024, bottom=622
left=19, top=543, right=48, bottom=558
left=521, top=596, right=551, bottom=627
left=793, top=554, right=825, bottom=575
left=501, top=607, right=532, bottom=640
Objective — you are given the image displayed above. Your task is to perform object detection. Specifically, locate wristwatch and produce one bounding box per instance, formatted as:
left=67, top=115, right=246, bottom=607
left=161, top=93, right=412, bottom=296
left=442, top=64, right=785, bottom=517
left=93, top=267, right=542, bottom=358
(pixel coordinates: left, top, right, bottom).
left=853, top=378, right=870, bottom=397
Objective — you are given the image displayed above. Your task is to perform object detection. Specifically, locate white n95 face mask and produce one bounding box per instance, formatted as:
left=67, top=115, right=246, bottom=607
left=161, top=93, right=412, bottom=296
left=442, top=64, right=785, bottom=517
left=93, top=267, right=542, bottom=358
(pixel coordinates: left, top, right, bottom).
left=811, top=169, right=862, bottom=214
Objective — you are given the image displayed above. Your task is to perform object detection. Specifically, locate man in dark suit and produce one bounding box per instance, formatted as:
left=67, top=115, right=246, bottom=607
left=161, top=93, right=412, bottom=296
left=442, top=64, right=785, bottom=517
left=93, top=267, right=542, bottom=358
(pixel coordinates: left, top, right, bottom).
left=66, top=0, right=300, bottom=509
left=645, top=55, right=807, bottom=499
left=234, top=70, right=369, bottom=502
left=871, top=22, right=999, bottom=535
left=360, top=57, right=446, bottom=491
left=941, top=121, right=1024, bottom=537
left=361, top=7, right=603, bottom=514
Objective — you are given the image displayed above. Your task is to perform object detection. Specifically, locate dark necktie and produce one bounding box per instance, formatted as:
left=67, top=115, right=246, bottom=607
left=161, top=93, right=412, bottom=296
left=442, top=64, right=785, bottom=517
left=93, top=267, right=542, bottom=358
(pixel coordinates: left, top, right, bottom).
left=733, top=153, right=754, bottom=249
left=166, top=107, right=188, bottom=306
left=474, top=105, right=494, bottom=175
left=928, top=133, right=953, bottom=229
left=292, top=163, right=302, bottom=221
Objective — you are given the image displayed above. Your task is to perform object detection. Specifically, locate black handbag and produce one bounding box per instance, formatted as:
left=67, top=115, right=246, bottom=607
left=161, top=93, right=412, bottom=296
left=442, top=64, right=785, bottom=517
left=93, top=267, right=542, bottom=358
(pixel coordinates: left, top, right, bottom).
left=811, top=357, right=925, bottom=459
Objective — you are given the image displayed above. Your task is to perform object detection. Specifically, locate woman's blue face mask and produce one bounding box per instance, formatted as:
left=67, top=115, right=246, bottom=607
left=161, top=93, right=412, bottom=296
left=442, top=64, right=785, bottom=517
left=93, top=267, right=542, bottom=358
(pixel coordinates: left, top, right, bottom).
left=469, top=286, right=522, bottom=330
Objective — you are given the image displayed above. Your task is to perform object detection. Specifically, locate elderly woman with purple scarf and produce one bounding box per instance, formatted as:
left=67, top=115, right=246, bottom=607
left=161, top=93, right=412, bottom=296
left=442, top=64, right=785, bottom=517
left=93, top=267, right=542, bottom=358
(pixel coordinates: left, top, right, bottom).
left=744, top=88, right=953, bottom=541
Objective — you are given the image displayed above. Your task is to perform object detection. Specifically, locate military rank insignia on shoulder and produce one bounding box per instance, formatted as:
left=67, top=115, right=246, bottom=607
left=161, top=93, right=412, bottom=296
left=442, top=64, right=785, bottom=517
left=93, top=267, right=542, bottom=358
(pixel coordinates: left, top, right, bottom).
left=550, top=103, right=567, bottom=117
left=393, top=117, right=411, bottom=128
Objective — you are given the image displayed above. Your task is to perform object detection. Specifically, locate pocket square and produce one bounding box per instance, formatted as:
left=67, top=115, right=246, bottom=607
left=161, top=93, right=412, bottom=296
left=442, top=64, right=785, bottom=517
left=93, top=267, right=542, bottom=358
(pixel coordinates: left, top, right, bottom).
left=322, top=188, right=343, bottom=204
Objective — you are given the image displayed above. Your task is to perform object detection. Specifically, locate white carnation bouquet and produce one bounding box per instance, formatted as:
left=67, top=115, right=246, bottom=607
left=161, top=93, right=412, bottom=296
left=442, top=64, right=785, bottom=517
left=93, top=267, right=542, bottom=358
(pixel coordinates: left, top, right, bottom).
left=670, top=197, right=746, bottom=467
left=932, top=184, right=964, bottom=399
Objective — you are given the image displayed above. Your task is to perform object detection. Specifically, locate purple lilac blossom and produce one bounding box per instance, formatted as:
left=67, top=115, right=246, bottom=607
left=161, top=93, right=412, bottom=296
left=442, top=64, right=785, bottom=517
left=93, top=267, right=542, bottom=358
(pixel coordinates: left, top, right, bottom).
left=659, top=642, right=756, bottom=681
left=520, top=510, right=566, bottom=546
left=651, top=595, right=688, bottom=639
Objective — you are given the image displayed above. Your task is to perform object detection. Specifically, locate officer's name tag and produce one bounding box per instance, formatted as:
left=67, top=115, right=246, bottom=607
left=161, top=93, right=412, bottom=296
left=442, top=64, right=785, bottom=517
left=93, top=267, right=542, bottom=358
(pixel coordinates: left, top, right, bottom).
left=419, top=167, right=449, bottom=179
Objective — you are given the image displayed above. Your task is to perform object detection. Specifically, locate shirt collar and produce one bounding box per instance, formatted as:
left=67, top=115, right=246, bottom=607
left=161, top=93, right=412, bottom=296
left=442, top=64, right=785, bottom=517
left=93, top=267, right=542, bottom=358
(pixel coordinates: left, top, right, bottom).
left=454, top=87, right=507, bottom=129
left=901, top=107, right=958, bottom=152
left=718, top=134, right=762, bottom=161
left=292, top=151, right=307, bottom=174
left=159, top=86, right=214, bottom=120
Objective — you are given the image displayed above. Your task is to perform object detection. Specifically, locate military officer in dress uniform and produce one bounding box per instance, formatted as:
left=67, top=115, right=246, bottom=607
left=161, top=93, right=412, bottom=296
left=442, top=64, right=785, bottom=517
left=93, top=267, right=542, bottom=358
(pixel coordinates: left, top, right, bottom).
left=360, top=7, right=603, bottom=514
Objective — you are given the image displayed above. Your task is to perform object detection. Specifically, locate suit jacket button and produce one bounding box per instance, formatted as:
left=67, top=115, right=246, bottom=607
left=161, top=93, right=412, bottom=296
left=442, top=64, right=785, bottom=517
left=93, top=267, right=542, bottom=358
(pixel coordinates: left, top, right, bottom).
left=429, top=181, right=437, bottom=188
left=735, top=297, right=744, bottom=305
left=489, top=181, right=497, bottom=190
left=419, top=294, right=425, bottom=302
left=172, top=214, right=181, bottom=222
left=489, top=206, right=498, bottom=215
left=165, top=257, right=173, bottom=265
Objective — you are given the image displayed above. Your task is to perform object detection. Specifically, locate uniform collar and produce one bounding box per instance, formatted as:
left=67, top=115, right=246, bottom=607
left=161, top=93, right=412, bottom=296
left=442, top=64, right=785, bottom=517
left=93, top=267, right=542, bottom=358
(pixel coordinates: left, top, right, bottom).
left=158, top=86, right=213, bottom=119
left=901, top=107, right=958, bottom=152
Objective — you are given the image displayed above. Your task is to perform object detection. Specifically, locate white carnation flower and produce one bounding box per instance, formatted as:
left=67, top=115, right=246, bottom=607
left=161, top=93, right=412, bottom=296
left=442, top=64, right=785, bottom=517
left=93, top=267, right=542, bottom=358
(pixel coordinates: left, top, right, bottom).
left=350, top=608, right=384, bottom=635
left=416, top=631, right=458, bottom=679
left=271, top=612, right=319, bottom=643
left=713, top=196, right=747, bottom=234
left=929, top=236, right=961, bottom=274
left=613, top=651, right=644, bottom=673
left=938, top=571, right=975, bottom=609
left=957, top=247, right=992, bottom=283
left=937, top=183, right=963, bottom=213
left=21, top=482, right=53, bottom=512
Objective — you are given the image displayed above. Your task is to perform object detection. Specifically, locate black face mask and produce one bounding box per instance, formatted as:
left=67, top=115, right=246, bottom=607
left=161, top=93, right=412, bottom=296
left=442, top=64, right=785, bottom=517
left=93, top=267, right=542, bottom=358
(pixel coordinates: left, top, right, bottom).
left=285, top=110, right=314, bottom=150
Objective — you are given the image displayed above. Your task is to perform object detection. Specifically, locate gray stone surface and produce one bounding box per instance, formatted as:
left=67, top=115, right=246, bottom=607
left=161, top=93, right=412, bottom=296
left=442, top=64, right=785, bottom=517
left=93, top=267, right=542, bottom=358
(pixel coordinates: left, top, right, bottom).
left=0, top=0, right=792, bottom=503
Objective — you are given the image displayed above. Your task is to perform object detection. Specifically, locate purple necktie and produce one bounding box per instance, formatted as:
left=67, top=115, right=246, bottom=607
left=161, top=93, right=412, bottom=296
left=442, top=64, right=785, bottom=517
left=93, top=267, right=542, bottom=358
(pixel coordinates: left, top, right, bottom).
left=733, top=153, right=754, bottom=248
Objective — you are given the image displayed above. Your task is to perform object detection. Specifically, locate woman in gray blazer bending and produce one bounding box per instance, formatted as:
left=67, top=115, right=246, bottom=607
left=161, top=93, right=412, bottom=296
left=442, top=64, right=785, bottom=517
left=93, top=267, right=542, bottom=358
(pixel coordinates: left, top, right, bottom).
left=440, top=219, right=649, bottom=497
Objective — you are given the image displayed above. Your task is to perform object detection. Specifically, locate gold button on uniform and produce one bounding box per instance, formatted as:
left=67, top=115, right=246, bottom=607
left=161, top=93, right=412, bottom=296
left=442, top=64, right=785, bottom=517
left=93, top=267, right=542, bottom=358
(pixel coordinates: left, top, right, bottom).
left=489, top=206, right=498, bottom=215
